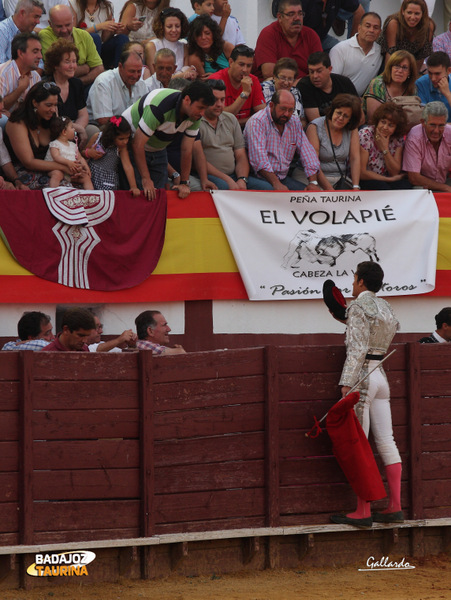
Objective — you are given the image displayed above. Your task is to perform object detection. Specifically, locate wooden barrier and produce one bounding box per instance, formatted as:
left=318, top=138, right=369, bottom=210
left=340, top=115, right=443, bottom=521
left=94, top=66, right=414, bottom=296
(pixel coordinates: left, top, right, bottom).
left=1, top=343, right=450, bottom=555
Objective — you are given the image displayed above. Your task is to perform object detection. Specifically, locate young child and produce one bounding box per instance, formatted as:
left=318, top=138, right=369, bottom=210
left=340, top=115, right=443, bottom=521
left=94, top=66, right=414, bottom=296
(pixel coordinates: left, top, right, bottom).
left=45, top=116, right=93, bottom=189
left=84, top=116, right=140, bottom=196
left=212, top=0, right=245, bottom=46
left=188, top=0, right=215, bottom=22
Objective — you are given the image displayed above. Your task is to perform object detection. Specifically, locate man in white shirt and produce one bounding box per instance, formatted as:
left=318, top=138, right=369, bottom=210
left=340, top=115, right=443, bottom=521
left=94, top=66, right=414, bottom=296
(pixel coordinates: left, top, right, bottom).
left=87, top=314, right=137, bottom=352
left=87, top=48, right=148, bottom=127
left=329, top=12, right=383, bottom=96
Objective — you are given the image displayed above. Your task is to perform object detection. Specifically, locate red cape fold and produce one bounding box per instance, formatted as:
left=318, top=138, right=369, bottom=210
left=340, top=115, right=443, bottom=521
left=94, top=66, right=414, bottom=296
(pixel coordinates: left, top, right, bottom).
left=326, top=392, right=386, bottom=501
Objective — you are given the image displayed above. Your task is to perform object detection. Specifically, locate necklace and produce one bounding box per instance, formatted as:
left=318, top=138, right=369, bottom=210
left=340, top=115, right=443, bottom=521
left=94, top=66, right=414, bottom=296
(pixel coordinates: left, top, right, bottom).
left=86, top=4, right=98, bottom=21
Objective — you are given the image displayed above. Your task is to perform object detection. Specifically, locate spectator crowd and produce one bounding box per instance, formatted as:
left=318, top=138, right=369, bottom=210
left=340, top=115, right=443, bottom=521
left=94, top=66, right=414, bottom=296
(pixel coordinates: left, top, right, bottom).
left=0, top=0, right=451, bottom=195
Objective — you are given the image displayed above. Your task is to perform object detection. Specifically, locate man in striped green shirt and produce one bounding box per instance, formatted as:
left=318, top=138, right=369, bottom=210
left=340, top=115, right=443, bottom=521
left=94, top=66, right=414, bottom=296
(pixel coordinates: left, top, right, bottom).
left=122, top=81, right=215, bottom=200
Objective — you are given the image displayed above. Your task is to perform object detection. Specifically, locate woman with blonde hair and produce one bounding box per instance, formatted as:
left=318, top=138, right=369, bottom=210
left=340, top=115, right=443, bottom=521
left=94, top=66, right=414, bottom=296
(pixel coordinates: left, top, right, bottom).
left=362, top=50, right=418, bottom=124
left=379, top=0, right=435, bottom=72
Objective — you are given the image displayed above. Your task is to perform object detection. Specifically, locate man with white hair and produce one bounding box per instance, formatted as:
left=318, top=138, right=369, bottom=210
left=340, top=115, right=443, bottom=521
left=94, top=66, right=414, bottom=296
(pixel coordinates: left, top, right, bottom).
left=4, top=0, right=69, bottom=30
left=145, top=48, right=177, bottom=92
left=0, top=0, right=43, bottom=63
left=403, top=101, right=451, bottom=192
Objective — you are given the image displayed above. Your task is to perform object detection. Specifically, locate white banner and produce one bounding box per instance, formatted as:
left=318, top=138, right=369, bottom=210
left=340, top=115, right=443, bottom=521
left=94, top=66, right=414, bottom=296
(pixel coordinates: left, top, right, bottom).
left=212, top=189, right=439, bottom=301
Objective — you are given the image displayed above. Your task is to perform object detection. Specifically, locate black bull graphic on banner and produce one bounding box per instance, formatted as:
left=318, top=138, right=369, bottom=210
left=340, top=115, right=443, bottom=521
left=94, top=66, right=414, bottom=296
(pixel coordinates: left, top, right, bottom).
left=282, top=229, right=380, bottom=268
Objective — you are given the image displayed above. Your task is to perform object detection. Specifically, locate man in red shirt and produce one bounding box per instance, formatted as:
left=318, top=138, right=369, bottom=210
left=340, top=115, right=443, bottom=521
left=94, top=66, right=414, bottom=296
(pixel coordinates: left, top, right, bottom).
left=254, top=0, right=322, bottom=81
left=208, top=44, right=266, bottom=127
left=41, top=308, right=95, bottom=352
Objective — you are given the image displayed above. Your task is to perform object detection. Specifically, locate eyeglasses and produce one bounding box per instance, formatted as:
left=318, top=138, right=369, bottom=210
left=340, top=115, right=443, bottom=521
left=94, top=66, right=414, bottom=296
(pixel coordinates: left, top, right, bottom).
left=334, top=110, right=351, bottom=119
left=280, top=10, right=305, bottom=18
left=275, top=75, right=295, bottom=83
left=42, top=81, right=61, bottom=93
left=392, top=65, right=410, bottom=72
left=95, top=323, right=104, bottom=331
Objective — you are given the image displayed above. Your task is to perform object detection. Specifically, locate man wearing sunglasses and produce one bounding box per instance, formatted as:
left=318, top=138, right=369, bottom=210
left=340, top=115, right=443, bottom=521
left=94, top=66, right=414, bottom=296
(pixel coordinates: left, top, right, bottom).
left=255, top=0, right=321, bottom=81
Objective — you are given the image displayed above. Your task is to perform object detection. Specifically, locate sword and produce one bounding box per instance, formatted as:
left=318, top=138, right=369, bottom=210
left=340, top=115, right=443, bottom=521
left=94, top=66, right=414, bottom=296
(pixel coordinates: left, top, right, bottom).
left=306, top=349, right=397, bottom=438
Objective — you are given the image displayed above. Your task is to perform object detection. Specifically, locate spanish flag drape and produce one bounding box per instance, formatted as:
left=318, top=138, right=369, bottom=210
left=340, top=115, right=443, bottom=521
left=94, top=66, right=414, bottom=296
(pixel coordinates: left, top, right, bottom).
left=0, top=191, right=450, bottom=303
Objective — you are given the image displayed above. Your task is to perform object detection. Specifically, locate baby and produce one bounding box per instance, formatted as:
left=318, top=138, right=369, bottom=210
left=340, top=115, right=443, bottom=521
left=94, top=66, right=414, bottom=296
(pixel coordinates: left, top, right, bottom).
left=45, top=116, right=93, bottom=189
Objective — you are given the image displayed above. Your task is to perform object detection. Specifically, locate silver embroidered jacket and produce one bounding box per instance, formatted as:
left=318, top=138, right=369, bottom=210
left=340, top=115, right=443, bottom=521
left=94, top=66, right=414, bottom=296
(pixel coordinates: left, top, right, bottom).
left=339, top=290, right=399, bottom=387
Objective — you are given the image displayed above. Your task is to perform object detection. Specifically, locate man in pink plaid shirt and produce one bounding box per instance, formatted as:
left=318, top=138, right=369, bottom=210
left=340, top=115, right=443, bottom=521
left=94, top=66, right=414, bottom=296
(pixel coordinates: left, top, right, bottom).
left=244, top=89, right=327, bottom=191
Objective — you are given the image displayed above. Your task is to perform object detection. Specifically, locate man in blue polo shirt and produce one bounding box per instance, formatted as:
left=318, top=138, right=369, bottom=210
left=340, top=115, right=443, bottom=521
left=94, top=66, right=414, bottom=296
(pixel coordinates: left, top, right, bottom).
left=416, top=52, right=451, bottom=122
left=122, top=80, right=215, bottom=201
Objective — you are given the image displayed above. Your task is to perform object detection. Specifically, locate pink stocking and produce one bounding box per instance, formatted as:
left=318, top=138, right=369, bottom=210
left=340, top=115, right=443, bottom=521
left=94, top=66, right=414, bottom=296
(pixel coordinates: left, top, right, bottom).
left=347, top=496, right=371, bottom=519
left=382, top=462, right=402, bottom=513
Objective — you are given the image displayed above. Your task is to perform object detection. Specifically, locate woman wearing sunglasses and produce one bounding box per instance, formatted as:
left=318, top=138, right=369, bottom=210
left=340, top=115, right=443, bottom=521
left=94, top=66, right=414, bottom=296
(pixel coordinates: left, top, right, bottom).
left=5, top=81, right=77, bottom=189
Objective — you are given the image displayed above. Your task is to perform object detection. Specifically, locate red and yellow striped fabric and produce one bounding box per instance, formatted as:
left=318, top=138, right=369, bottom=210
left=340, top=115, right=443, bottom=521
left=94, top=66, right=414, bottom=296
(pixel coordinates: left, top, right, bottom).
left=0, top=191, right=450, bottom=303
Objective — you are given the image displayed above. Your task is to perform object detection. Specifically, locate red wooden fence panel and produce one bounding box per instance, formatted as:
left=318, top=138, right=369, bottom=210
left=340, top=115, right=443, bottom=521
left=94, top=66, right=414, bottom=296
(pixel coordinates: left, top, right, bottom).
left=0, top=343, right=450, bottom=548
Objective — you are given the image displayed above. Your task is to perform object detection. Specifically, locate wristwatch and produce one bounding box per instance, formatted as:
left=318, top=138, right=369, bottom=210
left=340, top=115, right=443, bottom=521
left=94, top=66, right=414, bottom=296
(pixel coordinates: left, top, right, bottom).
left=240, top=92, right=249, bottom=99
left=382, top=150, right=388, bottom=156
left=180, top=180, right=190, bottom=186
left=309, top=180, right=319, bottom=186
left=237, top=176, right=248, bottom=183
left=170, top=171, right=180, bottom=180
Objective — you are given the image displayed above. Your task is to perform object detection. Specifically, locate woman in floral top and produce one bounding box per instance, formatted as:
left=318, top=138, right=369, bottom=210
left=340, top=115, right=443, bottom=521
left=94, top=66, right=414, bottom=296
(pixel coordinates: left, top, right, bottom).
left=362, top=50, right=418, bottom=124
left=359, top=102, right=412, bottom=190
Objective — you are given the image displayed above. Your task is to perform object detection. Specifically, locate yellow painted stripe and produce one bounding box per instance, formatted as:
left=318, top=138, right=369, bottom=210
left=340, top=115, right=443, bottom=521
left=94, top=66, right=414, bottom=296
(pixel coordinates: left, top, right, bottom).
left=2, top=217, right=450, bottom=277
left=437, top=217, right=451, bottom=270
left=0, top=218, right=239, bottom=277
left=153, top=218, right=238, bottom=275
left=0, top=238, right=32, bottom=275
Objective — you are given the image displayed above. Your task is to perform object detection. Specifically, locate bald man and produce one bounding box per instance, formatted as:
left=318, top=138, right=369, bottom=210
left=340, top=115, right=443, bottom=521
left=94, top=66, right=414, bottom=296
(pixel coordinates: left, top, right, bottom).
left=39, top=3, right=103, bottom=86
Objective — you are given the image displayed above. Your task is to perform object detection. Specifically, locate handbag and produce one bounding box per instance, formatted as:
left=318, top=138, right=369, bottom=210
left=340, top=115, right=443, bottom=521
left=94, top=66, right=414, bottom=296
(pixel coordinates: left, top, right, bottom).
left=333, top=175, right=353, bottom=190
left=325, top=118, right=353, bottom=190
left=391, top=96, right=423, bottom=130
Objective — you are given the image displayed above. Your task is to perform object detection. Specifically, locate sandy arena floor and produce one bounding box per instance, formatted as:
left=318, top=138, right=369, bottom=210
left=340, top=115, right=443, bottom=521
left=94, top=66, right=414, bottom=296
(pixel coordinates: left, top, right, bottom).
left=2, top=553, right=450, bottom=600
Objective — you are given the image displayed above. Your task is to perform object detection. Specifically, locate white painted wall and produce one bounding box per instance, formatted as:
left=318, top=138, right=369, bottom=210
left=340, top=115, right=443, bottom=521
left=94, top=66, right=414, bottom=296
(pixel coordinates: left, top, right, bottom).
left=1, top=295, right=449, bottom=337
left=213, top=295, right=451, bottom=334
